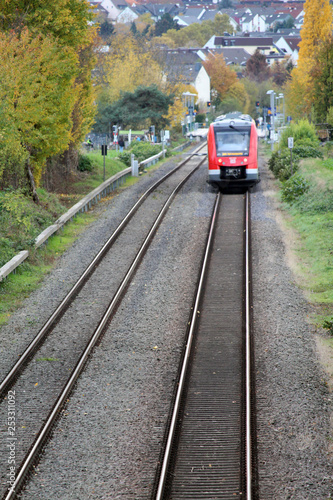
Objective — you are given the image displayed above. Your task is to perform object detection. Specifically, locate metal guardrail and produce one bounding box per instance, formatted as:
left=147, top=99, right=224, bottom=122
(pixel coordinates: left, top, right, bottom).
left=0, top=141, right=191, bottom=282
left=0, top=167, right=131, bottom=282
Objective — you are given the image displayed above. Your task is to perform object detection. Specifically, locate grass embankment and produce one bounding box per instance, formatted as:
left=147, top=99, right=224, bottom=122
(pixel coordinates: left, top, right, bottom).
left=0, top=140, right=186, bottom=326
left=272, top=151, right=333, bottom=332
left=0, top=151, right=128, bottom=326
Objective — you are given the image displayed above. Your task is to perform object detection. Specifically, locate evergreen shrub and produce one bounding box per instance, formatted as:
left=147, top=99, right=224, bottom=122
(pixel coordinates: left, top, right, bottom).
left=78, top=154, right=94, bottom=172
left=281, top=173, right=310, bottom=203
left=293, top=146, right=323, bottom=159
left=268, top=149, right=299, bottom=181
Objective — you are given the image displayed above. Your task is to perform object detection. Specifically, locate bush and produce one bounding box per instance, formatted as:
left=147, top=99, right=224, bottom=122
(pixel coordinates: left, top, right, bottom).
left=78, top=154, right=94, bottom=172
left=268, top=149, right=299, bottom=181
left=130, top=142, right=162, bottom=162
left=293, top=146, right=323, bottom=159
left=118, top=142, right=164, bottom=167
left=281, top=173, right=310, bottom=204
left=279, top=119, right=319, bottom=149
left=117, top=151, right=132, bottom=167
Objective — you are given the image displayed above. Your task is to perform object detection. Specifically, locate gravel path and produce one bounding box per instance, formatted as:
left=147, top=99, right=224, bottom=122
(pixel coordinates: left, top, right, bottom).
left=1, top=146, right=332, bottom=499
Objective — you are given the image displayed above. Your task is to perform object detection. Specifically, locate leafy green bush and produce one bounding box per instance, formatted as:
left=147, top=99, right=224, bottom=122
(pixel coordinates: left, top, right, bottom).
left=279, top=119, right=319, bottom=149
left=281, top=173, right=310, bottom=203
left=130, top=142, right=162, bottom=162
left=118, top=151, right=132, bottom=167
left=118, top=142, right=164, bottom=167
left=268, top=149, right=299, bottom=181
left=0, top=189, right=64, bottom=267
left=78, top=154, right=94, bottom=172
left=293, top=146, right=323, bottom=159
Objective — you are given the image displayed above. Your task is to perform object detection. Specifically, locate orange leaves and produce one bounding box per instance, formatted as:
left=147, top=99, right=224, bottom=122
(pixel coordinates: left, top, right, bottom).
left=203, top=52, right=237, bottom=101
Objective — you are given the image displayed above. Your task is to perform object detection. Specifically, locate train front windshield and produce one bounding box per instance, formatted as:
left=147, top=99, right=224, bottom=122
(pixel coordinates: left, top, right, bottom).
left=214, top=127, right=251, bottom=156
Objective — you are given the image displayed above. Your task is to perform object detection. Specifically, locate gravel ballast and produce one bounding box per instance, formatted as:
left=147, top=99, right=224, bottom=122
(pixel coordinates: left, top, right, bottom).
left=0, top=147, right=332, bottom=499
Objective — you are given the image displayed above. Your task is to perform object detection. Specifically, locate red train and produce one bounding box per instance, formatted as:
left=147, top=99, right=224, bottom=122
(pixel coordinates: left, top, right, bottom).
left=207, top=112, right=259, bottom=189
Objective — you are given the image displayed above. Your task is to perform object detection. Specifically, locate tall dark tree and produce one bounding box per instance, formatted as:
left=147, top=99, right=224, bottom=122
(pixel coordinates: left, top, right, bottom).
left=154, top=13, right=179, bottom=37
left=99, top=20, right=115, bottom=42
left=271, top=61, right=291, bottom=86
left=130, top=21, right=137, bottom=37
left=94, top=85, right=173, bottom=131
left=245, top=49, right=270, bottom=82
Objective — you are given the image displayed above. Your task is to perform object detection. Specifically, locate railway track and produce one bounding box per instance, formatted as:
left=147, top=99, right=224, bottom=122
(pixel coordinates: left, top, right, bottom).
left=153, top=191, right=257, bottom=499
left=0, top=144, right=207, bottom=499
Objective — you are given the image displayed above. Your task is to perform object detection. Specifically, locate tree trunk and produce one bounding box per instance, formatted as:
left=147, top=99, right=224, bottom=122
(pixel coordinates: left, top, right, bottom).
left=25, top=158, right=40, bottom=204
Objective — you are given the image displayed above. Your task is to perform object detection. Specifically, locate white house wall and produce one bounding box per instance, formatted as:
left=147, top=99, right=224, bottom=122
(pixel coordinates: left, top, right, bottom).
left=99, top=0, right=121, bottom=20
left=117, top=7, right=138, bottom=23
left=195, top=66, right=211, bottom=105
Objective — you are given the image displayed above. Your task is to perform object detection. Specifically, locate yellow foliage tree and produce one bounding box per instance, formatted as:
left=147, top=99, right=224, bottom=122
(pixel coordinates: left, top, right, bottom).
left=101, top=34, right=163, bottom=104
left=154, top=15, right=233, bottom=48
left=0, top=29, right=78, bottom=199
left=203, top=53, right=237, bottom=101
left=286, top=0, right=333, bottom=118
left=164, top=84, right=198, bottom=128
left=225, top=80, right=250, bottom=113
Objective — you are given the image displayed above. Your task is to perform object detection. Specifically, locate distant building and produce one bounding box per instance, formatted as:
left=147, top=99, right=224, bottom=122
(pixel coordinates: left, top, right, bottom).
left=161, top=49, right=211, bottom=106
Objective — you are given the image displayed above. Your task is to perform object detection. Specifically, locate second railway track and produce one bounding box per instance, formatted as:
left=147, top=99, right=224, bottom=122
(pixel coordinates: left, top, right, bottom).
left=0, top=144, right=208, bottom=499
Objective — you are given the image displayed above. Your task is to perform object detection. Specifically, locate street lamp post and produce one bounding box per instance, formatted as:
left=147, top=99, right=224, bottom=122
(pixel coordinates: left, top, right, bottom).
left=279, top=93, right=285, bottom=126
left=182, top=91, right=196, bottom=134
left=267, top=89, right=275, bottom=150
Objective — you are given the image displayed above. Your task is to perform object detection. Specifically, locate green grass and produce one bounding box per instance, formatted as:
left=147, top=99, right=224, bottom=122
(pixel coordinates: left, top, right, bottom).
left=277, top=155, right=333, bottom=329
left=72, top=151, right=126, bottom=196
left=0, top=211, right=98, bottom=326
left=0, top=140, right=188, bottom=326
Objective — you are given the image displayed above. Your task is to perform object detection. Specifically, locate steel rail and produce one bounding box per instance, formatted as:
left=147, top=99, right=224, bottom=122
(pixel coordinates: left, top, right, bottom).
left=0, top=143, right=206, bottom=399
left=3, top=154, right=207, bottom=500
left=155, top=191, right=221, bottom=500
left=245, top=190, right=252, bottom=499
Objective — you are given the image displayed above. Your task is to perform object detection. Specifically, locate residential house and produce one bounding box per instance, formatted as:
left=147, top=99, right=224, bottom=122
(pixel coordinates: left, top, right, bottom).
left=204, top=35, right=275, bottom=56
left=207, top=47, right=251, bottom=66
left=116, top=6, right=139, bottom=23
left=274, top=36, right=300, bottom=65
left=240, top=13, right=267, bottom=33
left=174, top=7, right=207, bottom=27
left=90, top=0, right=122, bottom=21
left=144, top=3, right=180, bottom=22
left=161, top=49, right=211, bottom=105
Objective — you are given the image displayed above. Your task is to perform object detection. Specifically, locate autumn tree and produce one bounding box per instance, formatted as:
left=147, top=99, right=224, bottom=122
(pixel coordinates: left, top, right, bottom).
left=245, top=49, right=270, bottom=82
left=223, top=80, right=250, bottom=113
left=163, top=83, right=198, bottom=129
left=270, top=60, right=291, bottom=86
left=0, top=29, right=78, bottom=200
left=154, top=14, right=233, bottom=48
left=311, top=35, right=333, bottom=122
left=286, top=0, right=333, bottom=118
left=98, top=33, right=163, bottom=106
left=203, top=53, right=237, bottom=103
left=0, top=0, right=98, bottom=196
